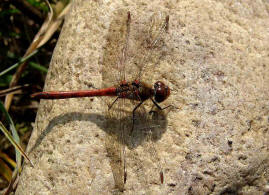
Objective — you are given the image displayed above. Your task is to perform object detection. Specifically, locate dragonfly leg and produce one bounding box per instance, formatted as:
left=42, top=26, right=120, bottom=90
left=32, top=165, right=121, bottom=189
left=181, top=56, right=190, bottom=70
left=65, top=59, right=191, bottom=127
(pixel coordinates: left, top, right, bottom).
left=160, top=170, right=164, bottom=184
left=150, top=98, right=175, bottom=111
left=123, top=141, right=127, bottom=184
left=131, top=101, right=144, bottom=133
left=108, top=97, right=119, bottom=110
left=124, top=167, right=127, bottom=184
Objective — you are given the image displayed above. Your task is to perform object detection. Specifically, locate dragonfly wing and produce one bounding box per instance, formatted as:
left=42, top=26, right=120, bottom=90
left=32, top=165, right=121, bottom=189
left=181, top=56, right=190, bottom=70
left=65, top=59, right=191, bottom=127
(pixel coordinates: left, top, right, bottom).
left=128, top=12, right=170, bottom=83
left=128, top=100, right=168, bottom=186
left=101, top=10, right=170, bottom=190
left=102, top=9, right=131, bottom=88
left=101, top=9, right=131, bottom=191
left=123, top=12, right=170, bottom=185
left=104, top=98, right=129, bottom=192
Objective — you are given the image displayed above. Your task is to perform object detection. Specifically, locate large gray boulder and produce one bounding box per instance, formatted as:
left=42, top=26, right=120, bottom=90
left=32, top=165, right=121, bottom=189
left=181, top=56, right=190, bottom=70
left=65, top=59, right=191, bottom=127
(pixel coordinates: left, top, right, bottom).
left=16, top=0, right=269, bottom=194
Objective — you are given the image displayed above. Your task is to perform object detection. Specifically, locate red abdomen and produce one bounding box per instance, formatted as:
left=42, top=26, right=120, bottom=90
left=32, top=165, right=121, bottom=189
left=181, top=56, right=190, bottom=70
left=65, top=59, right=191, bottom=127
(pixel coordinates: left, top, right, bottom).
left=31, top=87, right=117, bottom=99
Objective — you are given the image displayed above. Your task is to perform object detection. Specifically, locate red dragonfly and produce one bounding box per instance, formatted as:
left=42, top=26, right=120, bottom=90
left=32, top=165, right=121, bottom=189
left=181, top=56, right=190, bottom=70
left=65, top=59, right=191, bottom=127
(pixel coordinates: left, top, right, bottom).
left=32, top=10, right=173, bottom=191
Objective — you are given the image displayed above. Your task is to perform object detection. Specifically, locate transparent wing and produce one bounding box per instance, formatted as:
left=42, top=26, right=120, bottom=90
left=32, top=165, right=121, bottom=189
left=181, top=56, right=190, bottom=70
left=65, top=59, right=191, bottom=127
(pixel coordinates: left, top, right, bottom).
left=136, top=12, right=169, bottom=81
left=127, top=13, right=169, bottom=185
left=128, top=103, right=168, bottom=186
left=125, top=12, right=169, bottom=83
left=102, top=9, right=131, bottom=88
left=101, top=9, right=131, bottom=191
left=101, top=11, right=170, bottom=190
left=104, top=98, right=129, bottom=192
left=102, top=11, right=169, bottom=87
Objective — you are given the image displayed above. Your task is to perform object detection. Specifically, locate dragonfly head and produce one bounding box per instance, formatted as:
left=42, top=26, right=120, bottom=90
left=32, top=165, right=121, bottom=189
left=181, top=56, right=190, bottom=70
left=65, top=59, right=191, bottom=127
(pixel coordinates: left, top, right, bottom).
left=153, top=81, right=170, bottom=103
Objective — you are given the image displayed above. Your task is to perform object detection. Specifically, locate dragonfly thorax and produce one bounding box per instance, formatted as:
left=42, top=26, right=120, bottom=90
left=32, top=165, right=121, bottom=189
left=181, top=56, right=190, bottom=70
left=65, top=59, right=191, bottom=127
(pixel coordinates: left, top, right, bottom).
left=153, top=81, right=170, bottom=103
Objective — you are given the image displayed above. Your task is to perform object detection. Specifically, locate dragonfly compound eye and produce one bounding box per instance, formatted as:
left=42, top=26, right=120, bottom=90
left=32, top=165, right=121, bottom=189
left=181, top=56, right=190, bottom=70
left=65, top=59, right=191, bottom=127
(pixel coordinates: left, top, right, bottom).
left=154, top=81, right=170, bottom=103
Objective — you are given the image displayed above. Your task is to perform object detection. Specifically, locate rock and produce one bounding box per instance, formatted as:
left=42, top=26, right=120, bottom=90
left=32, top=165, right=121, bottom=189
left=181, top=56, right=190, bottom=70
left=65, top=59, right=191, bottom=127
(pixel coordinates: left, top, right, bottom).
left=16, top=0, right=269, bottom=194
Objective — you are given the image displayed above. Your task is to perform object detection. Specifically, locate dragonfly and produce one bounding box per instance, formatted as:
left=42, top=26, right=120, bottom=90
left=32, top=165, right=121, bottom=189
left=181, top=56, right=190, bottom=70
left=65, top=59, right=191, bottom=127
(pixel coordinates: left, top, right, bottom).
left=32, top=10, right=174, bottom=191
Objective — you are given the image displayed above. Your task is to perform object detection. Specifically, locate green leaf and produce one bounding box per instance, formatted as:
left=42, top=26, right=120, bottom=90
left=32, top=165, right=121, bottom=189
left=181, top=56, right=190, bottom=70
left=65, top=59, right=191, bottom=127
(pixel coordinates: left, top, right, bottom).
left=26, top=0, right=49, bottom=12
left=0, top=75, right=12, bottom=87
left=0, top=121, right=34, bottom=167
left=0, top=9, right=20, bottom=18
left=0, top=101, right=34, bottom=168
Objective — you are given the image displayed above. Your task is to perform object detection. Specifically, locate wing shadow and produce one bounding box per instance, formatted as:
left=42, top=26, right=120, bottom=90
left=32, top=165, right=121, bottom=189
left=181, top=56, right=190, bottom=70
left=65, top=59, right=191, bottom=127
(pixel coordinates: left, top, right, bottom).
left=28, top=109, right=168, bottom=154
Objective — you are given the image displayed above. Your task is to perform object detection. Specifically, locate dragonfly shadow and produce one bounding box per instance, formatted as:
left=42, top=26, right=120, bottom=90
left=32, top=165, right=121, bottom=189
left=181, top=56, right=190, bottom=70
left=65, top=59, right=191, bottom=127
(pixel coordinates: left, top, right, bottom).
left=28, top=112, right=102, bottom=154
left=104, top=109, right=169, bottom=150
left=29, top=110, right=168, bottom=154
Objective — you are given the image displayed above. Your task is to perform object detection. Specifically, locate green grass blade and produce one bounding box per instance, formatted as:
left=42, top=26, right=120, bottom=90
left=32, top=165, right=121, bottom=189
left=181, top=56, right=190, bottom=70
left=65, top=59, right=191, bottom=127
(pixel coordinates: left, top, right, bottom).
left=0, top=100, right=21, bottom=169
left=0, top=49, right=38, bottom=77
left=29, top=61, right=48, bottom=73
left=0, top=101, right=34, bottom=167
left=0, top=121, right=34, bottom=167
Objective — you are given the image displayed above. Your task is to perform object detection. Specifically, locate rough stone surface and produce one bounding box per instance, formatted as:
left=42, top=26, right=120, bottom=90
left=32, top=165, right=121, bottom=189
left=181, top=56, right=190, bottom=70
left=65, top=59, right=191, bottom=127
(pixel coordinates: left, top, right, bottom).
left=16, top=0, right=269, bottom=194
